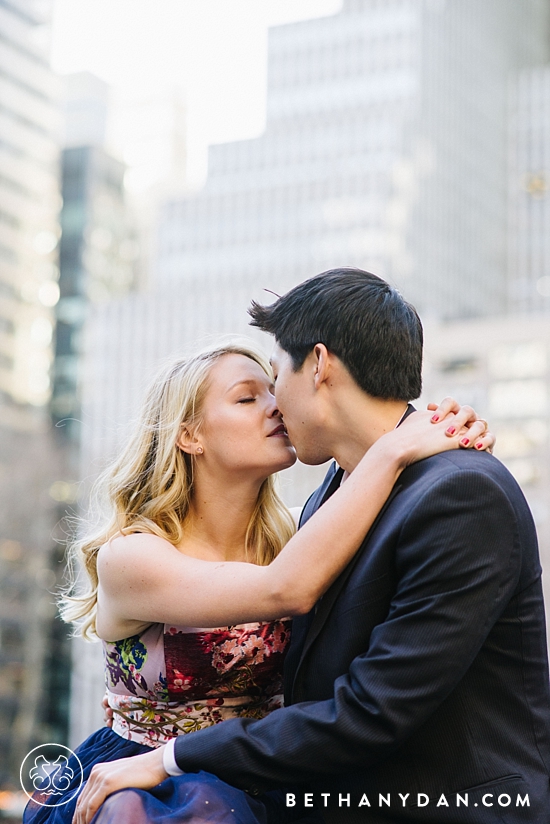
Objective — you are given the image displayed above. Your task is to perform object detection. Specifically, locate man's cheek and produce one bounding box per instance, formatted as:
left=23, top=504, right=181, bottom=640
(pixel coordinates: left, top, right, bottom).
left=274, top=387, right=289, bottom=414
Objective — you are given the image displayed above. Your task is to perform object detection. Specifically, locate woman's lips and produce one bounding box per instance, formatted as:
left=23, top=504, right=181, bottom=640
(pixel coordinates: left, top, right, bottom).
left=268, top=424, right=288, bottom=437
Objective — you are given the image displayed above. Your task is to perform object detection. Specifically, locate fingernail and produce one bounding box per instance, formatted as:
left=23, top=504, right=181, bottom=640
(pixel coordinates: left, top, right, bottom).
left=475, top=442, right=483, bottom=449
left=460, top=437, right=469, bottom=446
left=431, top=414, right=440, bottom=422
left=446, top=426, right=456, bottom=435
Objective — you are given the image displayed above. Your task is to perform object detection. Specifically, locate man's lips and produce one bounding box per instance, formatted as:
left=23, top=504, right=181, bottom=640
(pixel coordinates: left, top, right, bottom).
left=268, top=424, right=288, bottom=437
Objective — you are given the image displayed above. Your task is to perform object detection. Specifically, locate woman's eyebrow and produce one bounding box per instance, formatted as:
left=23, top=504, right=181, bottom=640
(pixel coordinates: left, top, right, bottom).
left=226, top=378, right=274, bottom=394
left=226, top=378, right=259, bottom=392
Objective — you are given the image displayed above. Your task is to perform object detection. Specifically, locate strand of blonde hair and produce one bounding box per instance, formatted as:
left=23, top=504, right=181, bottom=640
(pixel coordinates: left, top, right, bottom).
left=60, top=340, right=295, bottom=639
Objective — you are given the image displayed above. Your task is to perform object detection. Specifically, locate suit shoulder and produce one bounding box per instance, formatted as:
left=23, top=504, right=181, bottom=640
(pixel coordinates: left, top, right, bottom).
left=407, top=449, right=513, bottom=482
left=401, top=450, right=530, bottom=515
left=398, top=450, right=539, bottom=575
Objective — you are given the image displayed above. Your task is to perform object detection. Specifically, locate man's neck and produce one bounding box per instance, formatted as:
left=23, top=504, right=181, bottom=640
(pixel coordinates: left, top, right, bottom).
left=330, top=397, right=409, bottom=474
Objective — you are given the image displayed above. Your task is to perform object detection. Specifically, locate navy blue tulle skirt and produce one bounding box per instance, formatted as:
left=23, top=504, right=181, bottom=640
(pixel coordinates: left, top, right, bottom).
left=23, top=728, right=318, bottom=824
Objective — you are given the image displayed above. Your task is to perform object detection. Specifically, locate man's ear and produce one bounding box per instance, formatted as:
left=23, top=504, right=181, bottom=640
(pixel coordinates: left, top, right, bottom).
left=312, top=343, right=331, bottom=390
left=176, top=425, right=203, bottom=456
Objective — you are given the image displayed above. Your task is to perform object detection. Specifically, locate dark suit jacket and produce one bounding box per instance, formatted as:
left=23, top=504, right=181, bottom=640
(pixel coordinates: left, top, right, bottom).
left=175, top=449, right=550, bottom=823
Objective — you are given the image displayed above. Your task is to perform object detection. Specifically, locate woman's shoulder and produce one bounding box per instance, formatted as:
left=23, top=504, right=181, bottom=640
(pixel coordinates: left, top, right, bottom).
left=99, top=532, right=176, bottom=564
left=97, top=532, right=179, bottom=591
left=96, top=534, right=174, bottom=641
left=105, top=531, right=174, bottom=551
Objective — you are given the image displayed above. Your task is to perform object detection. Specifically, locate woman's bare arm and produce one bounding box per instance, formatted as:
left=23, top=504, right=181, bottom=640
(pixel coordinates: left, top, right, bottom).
left=96, top=408, right=491, bottom=638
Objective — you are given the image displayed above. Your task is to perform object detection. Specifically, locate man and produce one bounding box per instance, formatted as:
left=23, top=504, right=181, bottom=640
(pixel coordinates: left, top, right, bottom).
left=77, top=269, right=550, bottom=823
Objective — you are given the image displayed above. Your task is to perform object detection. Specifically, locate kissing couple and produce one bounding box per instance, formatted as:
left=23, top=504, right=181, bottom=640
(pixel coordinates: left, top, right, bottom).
left=25, top=269, right=550, bottom=824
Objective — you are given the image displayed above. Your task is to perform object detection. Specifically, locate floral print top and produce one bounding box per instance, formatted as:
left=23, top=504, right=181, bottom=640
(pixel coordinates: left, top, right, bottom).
left=103, top=619, right=291, bottom=748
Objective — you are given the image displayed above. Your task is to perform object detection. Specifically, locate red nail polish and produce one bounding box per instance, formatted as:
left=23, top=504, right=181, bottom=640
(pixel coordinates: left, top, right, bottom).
left=446, top=427, right=456, bottom=435
left=461, top=437, right=469, bottom=446
left=431, top=414, right=440, bottom=422
left=475, top=442, right=483, bottom=449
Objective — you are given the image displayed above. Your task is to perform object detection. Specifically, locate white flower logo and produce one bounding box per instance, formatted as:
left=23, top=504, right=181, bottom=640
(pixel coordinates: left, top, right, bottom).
left=20, top=744, right=83, bottom=808
left=29, top=754, right=74, bottom=795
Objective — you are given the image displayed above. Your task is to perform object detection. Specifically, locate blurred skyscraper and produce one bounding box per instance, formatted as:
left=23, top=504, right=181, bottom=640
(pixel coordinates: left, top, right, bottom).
left=508, top=65, right=550, bottom=313
left=47, top=73, right=138, bottom=750
left=421, top=315, right=550, bottom=634
left=155, top=0, right=549, bottom=319
left=52, top=73, right=138, bottom=441
left=80, top=0, right=550, bottom=490
left=112, top=87, right=188, bottom=199
left=110, top=86, right=189, bottom=293
left=0, top=0, right=59, bottom=409
left=0, top=0, right=64, bottom=788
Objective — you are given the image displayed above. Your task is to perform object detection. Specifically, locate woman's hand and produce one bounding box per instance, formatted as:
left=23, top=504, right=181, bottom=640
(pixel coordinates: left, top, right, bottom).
left=380, top=400, right=495, bottom=469
left=73, top=747, right=168, bottom=824
left=102, top=694, right=113, bottom=728
left=427, top=397, right=495, bottom=452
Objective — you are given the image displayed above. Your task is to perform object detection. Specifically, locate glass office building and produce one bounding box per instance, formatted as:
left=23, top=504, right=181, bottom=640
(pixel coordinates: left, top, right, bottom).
left=0, top=0, right=60, bottom=409
left=156, top=0, right=550, bottom=320
left=422, top=314, right=550, bottom=633
left=53, top=145, right=136, bottom=438
left=508, top=64, right=550, bottom=314
left=0, top=0, right=63, bottom=787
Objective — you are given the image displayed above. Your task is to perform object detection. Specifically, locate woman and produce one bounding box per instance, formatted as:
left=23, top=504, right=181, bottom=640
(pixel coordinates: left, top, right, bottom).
left=24, top=340, right=491, bottom=824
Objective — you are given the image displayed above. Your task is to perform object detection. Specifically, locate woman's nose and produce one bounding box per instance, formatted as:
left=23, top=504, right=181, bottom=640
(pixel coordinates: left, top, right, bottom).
left=267, top=400, right=281, bottom=418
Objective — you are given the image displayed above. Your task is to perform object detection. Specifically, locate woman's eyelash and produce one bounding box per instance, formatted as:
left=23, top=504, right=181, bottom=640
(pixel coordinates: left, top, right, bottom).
left=238, top=397, right=256, bottom=404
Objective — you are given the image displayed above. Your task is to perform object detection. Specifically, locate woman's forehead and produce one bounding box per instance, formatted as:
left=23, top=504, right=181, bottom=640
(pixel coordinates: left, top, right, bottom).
left=208, top=353, right=270, bottom=390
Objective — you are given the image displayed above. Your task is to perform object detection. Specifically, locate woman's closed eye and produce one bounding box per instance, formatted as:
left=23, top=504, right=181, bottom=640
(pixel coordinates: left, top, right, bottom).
left=237, top=397, right=256, bottom=404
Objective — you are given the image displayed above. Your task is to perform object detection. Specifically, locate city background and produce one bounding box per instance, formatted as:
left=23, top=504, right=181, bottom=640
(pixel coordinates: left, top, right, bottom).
left=1, top=0, right=550, bottom=818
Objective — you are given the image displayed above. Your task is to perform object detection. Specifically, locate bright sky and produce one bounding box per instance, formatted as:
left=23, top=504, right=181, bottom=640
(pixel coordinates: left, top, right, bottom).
left=51, top=0, right=342, bottom=187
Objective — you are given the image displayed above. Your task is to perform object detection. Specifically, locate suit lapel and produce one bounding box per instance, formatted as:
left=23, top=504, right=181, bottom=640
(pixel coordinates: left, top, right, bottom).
left=283, top=464, right=344, bottom=700
left=290, top=482, right=404, bottom=700
left=299, top=462, right=344, bottom=528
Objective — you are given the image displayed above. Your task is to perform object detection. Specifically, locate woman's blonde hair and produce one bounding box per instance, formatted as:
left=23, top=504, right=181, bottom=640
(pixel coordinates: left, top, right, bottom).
left=60, top=339, right=296, bottom=639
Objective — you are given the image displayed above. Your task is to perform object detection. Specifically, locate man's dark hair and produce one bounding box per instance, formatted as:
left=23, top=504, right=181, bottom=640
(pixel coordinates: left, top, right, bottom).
left=249, top=268, right=423, bottom=401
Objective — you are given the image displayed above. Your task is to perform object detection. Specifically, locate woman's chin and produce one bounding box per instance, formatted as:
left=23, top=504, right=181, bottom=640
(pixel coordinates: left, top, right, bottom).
left=252, top=446, right=297, bottom=477
left=277, top=446, right=297, bottom=471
